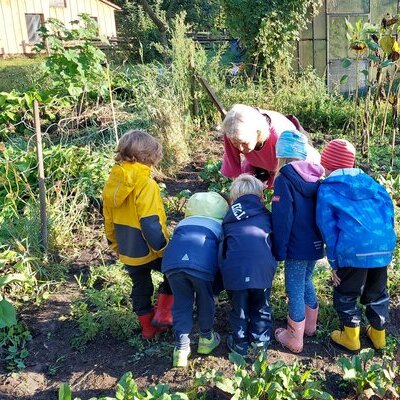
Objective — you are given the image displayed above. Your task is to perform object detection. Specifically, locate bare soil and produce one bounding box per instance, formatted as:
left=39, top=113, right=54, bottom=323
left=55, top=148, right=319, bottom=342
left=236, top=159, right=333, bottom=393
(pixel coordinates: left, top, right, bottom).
left=1, top=137, right=399, bottom=400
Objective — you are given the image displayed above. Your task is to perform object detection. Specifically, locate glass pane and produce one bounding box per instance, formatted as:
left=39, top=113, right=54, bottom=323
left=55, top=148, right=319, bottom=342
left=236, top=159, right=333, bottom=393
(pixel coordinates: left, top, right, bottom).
left=25, top=14, right=42, bottom=43
left=327, top=0, right=369, bottom=14
left=299, top=40, right=313, bottom=70
left=328, top=15, right=368, bottom=59
left=314, top=8, right=327, bottom=40
left=328, top=59, right=368, bottom=93
left=314, top=40, right=327, bottom=76
left=301, top=21, right=313, bottom=40
left=370, top=0, right=397, bottom=24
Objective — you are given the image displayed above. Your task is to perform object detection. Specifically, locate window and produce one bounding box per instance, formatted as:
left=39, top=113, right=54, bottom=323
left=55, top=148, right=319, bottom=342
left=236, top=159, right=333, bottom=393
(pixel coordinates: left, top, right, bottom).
left=25, top=14, right=44, bottom=43
left=91, top=16, right=99, bottom=35
left=50, top=0, right=66, bottom=6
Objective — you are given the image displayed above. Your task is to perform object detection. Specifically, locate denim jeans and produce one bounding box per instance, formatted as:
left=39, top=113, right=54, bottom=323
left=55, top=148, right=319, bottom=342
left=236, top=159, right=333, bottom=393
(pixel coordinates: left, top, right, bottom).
left=285, top=260, right=318, bottom=322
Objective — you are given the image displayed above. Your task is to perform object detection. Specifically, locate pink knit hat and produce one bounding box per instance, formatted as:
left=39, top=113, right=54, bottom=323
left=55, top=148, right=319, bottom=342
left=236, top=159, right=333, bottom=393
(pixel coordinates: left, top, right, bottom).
left=321, top=139, right=356, bottom=171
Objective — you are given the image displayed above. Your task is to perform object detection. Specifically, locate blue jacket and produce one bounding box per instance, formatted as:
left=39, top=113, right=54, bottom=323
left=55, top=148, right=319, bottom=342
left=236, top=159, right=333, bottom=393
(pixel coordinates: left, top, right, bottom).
left=316, top=168, right=396, bottom=269
left=221, top=194, right=277, bottom=290
left=161, top=216, right=223, bottom=280
left=271, top=162, right=324, bottom=261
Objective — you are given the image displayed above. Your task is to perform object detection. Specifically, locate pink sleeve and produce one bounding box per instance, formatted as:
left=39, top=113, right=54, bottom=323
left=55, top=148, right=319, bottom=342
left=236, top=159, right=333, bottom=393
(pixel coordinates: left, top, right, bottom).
left=221, top=134, right=242, bottom=178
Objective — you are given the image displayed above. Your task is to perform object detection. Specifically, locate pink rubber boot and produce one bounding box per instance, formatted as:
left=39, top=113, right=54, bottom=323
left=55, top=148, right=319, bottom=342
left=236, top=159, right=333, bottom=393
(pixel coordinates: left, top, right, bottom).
left=275, top=317, right=305, bottom=353
left=304, top=305, right=319, bottom=337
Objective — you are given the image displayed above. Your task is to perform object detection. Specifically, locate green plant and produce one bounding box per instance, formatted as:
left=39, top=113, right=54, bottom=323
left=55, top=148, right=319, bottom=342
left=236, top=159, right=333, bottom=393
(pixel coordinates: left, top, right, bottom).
left=159, top=184, right=192, bottom=216
left=36, top=14, right=109, bottom=99
left=0, top=321, right=32, bottom=371
left=338, top=348, right=399, bottom=398
left=58, top=371, right=189, bottom=399
left=47, top=355, right=66, bottom=376
left=221, top=0, right=322, bottom=72
left=200, top=160, right=231, bottom=193
left=70, top=264, right=138, bottom=349
left=196, top=351, right=333, bottom=400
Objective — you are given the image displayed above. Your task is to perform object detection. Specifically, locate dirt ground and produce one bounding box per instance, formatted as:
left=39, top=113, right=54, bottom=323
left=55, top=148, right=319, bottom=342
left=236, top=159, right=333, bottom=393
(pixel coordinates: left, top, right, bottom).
left=1, top=139, right=399, bottom=400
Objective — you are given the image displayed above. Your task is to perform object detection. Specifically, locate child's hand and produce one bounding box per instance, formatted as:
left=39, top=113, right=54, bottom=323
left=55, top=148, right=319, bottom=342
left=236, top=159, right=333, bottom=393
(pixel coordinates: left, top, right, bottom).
left=331, top=269, right=341, bottom=286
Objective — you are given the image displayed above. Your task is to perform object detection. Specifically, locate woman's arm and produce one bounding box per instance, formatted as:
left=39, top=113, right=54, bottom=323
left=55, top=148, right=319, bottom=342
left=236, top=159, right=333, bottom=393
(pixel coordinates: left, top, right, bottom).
left=220, top=134, right=242, bottom=178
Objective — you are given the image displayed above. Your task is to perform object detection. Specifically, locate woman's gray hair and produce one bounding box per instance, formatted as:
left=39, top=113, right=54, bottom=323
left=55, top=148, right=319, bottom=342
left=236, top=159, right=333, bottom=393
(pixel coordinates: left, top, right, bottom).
left=230, top=173, right=264, bottom=203
left=222, top=104, right=270, bottom=143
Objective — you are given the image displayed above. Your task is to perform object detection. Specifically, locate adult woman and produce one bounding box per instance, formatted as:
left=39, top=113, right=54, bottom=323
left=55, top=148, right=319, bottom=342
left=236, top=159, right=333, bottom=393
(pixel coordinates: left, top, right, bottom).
left=221, top=104, right=320, bottom=188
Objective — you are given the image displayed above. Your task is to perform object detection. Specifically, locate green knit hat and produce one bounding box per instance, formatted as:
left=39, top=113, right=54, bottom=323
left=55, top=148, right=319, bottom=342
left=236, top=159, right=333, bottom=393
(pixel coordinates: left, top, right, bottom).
left=185, top=192, right=229, bottom=220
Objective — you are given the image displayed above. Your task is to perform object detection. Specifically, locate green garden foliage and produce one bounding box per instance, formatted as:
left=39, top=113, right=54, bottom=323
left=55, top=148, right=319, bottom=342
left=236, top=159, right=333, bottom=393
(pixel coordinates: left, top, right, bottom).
left=220, top=0, right=322, bottom=68
left=36, top=14, right=109, bottom=99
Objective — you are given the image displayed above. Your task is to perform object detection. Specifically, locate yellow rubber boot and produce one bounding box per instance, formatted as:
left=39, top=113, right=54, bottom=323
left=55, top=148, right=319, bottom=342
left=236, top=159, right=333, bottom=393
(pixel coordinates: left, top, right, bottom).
left=330, top=326, right=360, bottom=352
left=366, top=326, right=385, bottom=350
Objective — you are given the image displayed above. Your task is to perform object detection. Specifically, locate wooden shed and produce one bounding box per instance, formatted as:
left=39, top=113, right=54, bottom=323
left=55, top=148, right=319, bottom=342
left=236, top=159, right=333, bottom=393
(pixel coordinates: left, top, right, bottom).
left=294, top=0, right=399, bottom=91
left=0, top=0, right=121, bottom=56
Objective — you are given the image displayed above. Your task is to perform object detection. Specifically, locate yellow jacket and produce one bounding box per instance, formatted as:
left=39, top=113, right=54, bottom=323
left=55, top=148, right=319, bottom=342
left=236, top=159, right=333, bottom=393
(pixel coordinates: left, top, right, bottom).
left=102, top=161, right=169, bottom=266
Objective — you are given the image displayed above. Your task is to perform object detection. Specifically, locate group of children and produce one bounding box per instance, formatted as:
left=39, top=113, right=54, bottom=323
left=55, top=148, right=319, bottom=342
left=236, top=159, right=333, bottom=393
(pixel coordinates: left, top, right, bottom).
left=102, top=129, right=396, bottom=368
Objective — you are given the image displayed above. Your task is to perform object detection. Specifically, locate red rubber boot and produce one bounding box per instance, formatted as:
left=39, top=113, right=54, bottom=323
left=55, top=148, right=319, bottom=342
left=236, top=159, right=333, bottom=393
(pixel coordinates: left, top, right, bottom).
left=152, top=294, right=174, bottom=327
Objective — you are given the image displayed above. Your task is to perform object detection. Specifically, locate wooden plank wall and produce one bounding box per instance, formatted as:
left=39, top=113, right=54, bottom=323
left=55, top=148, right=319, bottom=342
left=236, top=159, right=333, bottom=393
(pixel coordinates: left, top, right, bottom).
left=0, top=0, right=118, bottom=55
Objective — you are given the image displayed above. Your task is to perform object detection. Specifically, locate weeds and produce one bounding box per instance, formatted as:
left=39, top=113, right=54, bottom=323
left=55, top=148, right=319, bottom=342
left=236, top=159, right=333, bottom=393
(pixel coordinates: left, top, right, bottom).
left=0, top=322, right=32, bottom=371
left=70, top=263, right=138, bottom=349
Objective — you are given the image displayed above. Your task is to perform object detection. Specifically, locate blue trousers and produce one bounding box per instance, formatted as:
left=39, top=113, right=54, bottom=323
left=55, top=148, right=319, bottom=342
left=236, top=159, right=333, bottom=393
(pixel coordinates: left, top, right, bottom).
left=227, top=288, right=272, bottom=346
left=168, top=271, right=215, bottom=349
left=285, top=260, right=318, bottom=322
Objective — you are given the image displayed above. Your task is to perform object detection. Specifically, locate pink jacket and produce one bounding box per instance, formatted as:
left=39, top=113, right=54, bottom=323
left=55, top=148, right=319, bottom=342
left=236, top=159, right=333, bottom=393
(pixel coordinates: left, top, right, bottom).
left=221, top=109, right=320, bottom=188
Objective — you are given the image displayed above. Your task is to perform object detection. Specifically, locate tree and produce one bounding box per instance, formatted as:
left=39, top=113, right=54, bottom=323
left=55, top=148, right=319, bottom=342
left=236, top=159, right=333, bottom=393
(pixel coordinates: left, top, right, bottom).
left=113, top=0, right=224, bottom=62
left=221, top=0, right=322, bottom=71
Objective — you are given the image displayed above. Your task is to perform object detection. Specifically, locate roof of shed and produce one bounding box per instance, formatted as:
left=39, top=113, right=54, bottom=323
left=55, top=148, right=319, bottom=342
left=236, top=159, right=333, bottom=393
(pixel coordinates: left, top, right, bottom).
left=99, top=0, right=122, bottom=10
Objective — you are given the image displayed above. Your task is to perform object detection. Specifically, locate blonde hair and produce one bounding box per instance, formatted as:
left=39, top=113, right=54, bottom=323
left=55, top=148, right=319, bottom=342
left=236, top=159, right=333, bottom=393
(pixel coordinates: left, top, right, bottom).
left=275, top=158, right=299, bottom=178
left=115, top=130, right=162, bottom=166
left=222, top=104, right=270, bottom=144
left=230, top=174, right=264, bottom=203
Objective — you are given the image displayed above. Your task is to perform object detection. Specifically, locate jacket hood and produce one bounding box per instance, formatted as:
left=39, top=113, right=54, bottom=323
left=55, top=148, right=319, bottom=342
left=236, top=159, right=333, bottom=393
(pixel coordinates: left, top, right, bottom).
left=280, top=163, right=321, bottom=197
left=321, top=168, right=378, bottom=200
left=223, top=194, right=267, bottom=223
left=102, top=162, right=151, bottom=208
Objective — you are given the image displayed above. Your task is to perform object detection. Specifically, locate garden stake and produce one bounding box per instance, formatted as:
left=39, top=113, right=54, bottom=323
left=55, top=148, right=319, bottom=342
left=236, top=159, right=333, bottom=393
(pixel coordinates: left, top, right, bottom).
left=194, top=71, right=227, bottom=118
left=380, top=64, right=399, bottom=140
left=106, top=61, right=119, bottom=144
left=33, top=100, right=48, bottom=251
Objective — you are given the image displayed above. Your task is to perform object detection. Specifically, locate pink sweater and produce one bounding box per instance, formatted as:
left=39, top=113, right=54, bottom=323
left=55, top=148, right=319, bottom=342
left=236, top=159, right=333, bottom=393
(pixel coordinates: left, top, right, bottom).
left=221, top=110, right=320, bottom=187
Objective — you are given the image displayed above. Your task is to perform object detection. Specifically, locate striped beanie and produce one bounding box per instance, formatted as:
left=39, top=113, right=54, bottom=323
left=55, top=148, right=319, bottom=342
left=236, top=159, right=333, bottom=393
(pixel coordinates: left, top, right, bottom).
left=276, top=130, right=308, bottom=160
left=321, top=139, right=356, bottom=171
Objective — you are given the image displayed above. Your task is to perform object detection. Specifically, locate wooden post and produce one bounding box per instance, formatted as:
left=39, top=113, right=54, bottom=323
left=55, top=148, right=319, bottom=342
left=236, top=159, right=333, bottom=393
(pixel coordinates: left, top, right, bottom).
left=194, top=72, right=227, bottom=119
left=33, top=100, right=48, bottom=251
left=106, top=61, right=119, bottom=144
left=189, top=55, right=199, bottom=117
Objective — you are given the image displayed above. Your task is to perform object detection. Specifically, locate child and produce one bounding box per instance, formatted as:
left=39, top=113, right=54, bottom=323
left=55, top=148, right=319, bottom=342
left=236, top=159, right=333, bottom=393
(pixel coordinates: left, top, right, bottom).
left=162, top=192, right=229, bottom=367
left=317, top=139, right=396, bottom=352
left=272, top=130, right=325, bottom=353
left=221, top=174, right=277, bottom=356
left=102, top=130, right=173, bottom=340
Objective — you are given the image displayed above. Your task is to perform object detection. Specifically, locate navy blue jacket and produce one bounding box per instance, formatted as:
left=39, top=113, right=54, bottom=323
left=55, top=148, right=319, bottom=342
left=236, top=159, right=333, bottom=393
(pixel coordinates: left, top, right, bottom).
left=271, top=162, right=324, bottom=261
left=161, top=216, right=223, bottom=280
left=221, top=194, right=277, bottom=290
